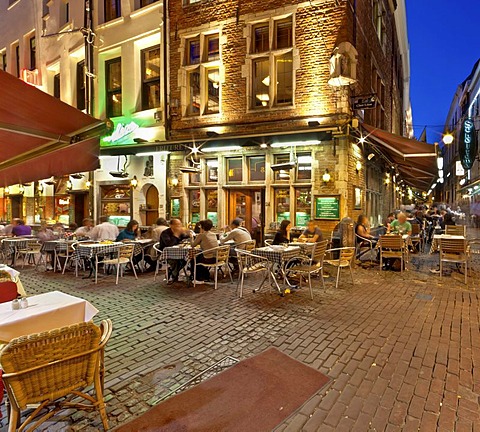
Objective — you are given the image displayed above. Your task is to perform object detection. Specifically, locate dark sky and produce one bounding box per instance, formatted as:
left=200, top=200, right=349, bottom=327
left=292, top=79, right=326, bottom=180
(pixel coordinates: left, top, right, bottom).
left=406, top=0, right=480, bottom=142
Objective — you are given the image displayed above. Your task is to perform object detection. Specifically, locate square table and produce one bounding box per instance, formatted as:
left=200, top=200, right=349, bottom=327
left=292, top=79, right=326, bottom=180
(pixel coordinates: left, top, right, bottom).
left=430, top=234, right=465, bottom=254
left=73, top=242, right=124, bottom=282
left=0, top=291, right=99, bottom=342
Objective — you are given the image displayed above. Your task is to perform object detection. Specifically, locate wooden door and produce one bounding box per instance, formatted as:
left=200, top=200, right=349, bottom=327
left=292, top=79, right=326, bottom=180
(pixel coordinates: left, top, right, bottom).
left=145, top=185, right=159, bottom=225
left=229, top=191, right=253, bottom=232
left=10, top=195, right=22, bottom=219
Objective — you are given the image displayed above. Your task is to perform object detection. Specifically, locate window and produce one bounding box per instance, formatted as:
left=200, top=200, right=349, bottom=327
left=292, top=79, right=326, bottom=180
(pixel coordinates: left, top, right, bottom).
left=183, top=32, right=221, bottom=116
left=60, top=1, right=70, bottom=25
left=29, top=36, right=36, bottom=70
left=1, top=52, right=6, bottom=71
left=142, top=46, right=160, bottom=110
left=76, top=60, right=85, bottom=110
left=275, top=188, right=290, bottom=222
left=295, top=188, right=311, bottom=226
left=105, top=0, right=121, bottom=22
left=14, top=44, right=20, bottom=77
left=227, top=158, right=242, bottom=183
left=189, top=190, right=200, bottom=224
left=296, top=154, right=312, bottom=181
left=53, top=73, right=61, bottom=99
left=371, top=68, right=385, bottom=129
left=248, top=156, right=265, bottom=182
left=206, top=159, right=218, bottom=183
left=140, top=0, right=159, bottom=7
left=206, top=190, right=218, bottom=226
left=273, top=154, right=292, bottom=182
left=372, top=0, right=386, bottom=51
left=249, top=16, right=294, bottom=109
left=106, top=57, right=122, bottom=117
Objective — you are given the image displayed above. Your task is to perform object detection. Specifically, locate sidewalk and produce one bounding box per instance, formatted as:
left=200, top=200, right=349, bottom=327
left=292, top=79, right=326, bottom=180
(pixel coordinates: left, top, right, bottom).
left=2, top=238, right=480, bottom=431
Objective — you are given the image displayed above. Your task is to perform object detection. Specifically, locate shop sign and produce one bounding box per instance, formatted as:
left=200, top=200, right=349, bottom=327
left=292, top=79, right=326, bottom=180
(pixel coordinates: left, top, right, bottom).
left=456, top=161, right=465, bottom=176
left=353, top=96, right=376, bottom=110
left=459, top=118, right=477, bottom=170
left=58, top=198, right=70, bottom=205
left=314, top=196, right=340, bottom=220
left=103, top=121, right=140, bottom=144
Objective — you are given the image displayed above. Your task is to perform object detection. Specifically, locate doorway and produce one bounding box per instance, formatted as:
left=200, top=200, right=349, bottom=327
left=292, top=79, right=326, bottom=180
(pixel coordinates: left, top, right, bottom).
left=228, top=189, right=264, bottom=245
left=72, top=192, right=88, bottom=227
left=145, top=185, right=159, bottom=226
left=10, top=195, right=23, bottom=219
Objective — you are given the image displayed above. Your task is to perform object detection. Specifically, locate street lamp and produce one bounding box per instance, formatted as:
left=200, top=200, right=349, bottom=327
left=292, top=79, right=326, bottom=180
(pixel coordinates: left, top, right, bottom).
left=442, top=133, right=454, bottom=145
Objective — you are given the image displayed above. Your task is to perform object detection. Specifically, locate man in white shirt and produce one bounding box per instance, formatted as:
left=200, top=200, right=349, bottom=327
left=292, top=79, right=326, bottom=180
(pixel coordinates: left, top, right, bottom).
left=220, top=218, right=251, bottom=245
left=89, top=216, right=119, bottom=241
left=75, top=218, right=94, bottom=238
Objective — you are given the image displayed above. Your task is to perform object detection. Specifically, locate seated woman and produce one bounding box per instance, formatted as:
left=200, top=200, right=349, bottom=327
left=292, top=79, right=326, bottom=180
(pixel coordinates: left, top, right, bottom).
left=273, top=220, right=291, bottom=245
left=116, top=220, right=156, bottom=272
left=355, top=215, right=378, bottom=261
left=191, top=219, right=218, bottom=283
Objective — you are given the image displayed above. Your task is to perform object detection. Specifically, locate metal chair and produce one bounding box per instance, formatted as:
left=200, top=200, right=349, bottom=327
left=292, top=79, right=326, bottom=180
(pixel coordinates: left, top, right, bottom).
left=439, top=237, right=469, bottom=284
left=445, top=225, right=467, bottom=236
left=153, top=242, right=166, bottom=281
left=55, top=241, right=77, bottom=274
left=0, top=319, right=113, bottom=432
left=355, top=232, right=376, bottom=264
left=193, top=245, right=233, bottom=289
left=324, top=246, right=356, bottom=289
left=102, top=244, right=138, bottom=285
left=284, top=240, right=329, bottom=299
left=264, top=239, right=273, bottom=247
left=235, top=248, right=279, bottom=298
left=17, top=239, right=42, bottom=269
left=378, top=235, right=406, bottom=272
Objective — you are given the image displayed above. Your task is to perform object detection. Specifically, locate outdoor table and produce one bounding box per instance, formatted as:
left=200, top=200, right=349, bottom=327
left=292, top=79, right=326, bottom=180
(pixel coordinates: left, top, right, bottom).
left=2, top=238, right=29, bottom=267
left=41, top=239, right=77, bottom=272
left=122, top=239, right=154, bottom=271
left=73, top=242, right=123, bottom=282
left=430, top=234, right=465, bottom=254
left=0, top=264, right=26, bottom=296
left=0, top=290, right=98, bottom=343
left=161, top=246, right=202, bottom=283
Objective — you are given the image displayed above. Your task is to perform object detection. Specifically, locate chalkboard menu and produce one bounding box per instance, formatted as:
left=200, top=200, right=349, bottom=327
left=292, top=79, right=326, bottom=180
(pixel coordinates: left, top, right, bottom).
left=314, top=196, right=340, bottom=220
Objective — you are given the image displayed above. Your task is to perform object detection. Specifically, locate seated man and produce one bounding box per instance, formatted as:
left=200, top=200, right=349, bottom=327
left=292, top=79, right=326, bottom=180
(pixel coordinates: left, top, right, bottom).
left=159, top=218, right=191, bottom=284
left=388, top=212, right=412, bottom=236
left=219, top=218, right=252, bottom=272
left=298, top=221, right=323, bottom=243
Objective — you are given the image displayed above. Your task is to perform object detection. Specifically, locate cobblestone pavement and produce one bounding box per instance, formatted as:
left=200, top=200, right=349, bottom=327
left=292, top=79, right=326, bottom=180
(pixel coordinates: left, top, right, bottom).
left=2, top=231, right=480, bottom=432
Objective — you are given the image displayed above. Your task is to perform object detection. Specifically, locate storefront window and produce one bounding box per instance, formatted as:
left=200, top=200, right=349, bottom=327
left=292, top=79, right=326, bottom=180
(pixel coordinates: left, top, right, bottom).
left=206, top=159, right=219, bottom=183
left=170, top=198, right=181, bottom=218
left=249, top=156, right=266, bottom=182
left=275, top=188, right=290, bottom=222
left=274, top=154, right=291, bottom=182
left=100, top=184, right=131, bottom=227
left=189, top=189, right=200, bottom=224
left=189, top=171, right=200, bottom=185
left=295, top=188, right=311, bottom=226
left=206, top=189, right=218, bottom=226
left=227, top=158, right=242, bottom=182
left=296, top=154, right=312, bottom=182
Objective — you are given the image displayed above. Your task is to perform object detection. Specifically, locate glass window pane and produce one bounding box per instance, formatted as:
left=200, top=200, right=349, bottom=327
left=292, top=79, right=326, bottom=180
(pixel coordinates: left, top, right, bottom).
left=108, top=93, right=122, bottom=117
left=249, top=156, right=265, bottom=181
left=274, top=154, right=291, bottom=182
left=253, top=24, right=269, bottom=53
left=296, top=154, right=312, bottom=181
left=275, top=18, right=292, bottom=49
left=206, top=159, right=218, bottom=183
left=295, top=188, right=311, bottom=226
left=107, top=60, right=121, bottom=91
left=206, top=68, right=220, bottom=114
left=206, top=190, right=218, bottom=227
left=227, top=158, right=242, bottom=182
left=253, top=58, right=270, bottom=108
left=275, top=53, right=293, bottom=105
left=189, top=190, right=200, bottom=223
left=188, top=71, right=201, bottom=115
left=275, top=188, right=290, bottom=222
left=187, top=38, right=200, bottom=65
left=144, top=47, right=160, bottom=79
left=206, top=35, right=219, bottom=61
left=143, top=82, right=160, bottom=110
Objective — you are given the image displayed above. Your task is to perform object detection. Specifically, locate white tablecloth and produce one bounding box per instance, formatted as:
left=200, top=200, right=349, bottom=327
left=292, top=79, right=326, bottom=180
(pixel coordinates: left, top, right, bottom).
left=0, top=291, right=99, bottom=342
left=0, top=264, right=26, bottom=296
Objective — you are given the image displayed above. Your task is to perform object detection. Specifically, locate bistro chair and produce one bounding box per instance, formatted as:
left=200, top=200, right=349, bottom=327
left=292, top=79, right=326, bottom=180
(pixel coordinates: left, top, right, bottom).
left=378, top=235, right=406, bottom=272
left=445, top=225, right=467, bottom=236
left=153, top=242, right=166, bottom=282
left=284, top=240, right=329, bottom=299
left=439, top=237, right=469, bottom=284
left=193, top=245, right=233, bottom=289
left=235, top=248, right=279, bottom=298
left=0, top=319, right=113, bottom=432
left=355, top=232, right=376, bottom=264
left=102, top=244, right=137, bottom=285
left=17, top=239, right=42, bottom=269
left=324, top=246, right=356, bottom=290
left=55, top=241, right=77, bottom=274
left=409, top=223, right=424, bottom=253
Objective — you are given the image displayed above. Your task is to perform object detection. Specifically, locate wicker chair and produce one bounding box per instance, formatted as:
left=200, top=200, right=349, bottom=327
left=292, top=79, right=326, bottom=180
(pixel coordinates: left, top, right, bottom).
left=0, top=319, right=113, bottom=432
left=445, top=225, right=467, bottom=236
left=284, top=240, right=329, bottom=299
left=324, top=246, right=356, bottom=289
left=193, top=245, right=233, bottom=289
left=102, top=244, right=138, bottom=285
left=439, top=237, right=469, bottom=284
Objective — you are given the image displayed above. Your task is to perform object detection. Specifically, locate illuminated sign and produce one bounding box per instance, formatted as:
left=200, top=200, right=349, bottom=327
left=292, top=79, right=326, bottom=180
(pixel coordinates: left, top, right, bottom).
left=459, top=118, right=477, bottom=170
left=103, top=121, right=140, bottom=143
left=456, top=161, right=465, bottom=176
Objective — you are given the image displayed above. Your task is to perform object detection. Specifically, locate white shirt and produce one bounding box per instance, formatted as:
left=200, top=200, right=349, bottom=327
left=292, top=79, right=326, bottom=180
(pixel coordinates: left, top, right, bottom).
left=89, top=222, right=119, bottom=241
left=220, top=227, right=251, bottom=244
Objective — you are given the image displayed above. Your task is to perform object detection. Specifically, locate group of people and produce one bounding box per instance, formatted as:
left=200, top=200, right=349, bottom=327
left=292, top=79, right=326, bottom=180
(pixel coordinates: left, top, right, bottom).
left=272, top=220, right=324, bottom=245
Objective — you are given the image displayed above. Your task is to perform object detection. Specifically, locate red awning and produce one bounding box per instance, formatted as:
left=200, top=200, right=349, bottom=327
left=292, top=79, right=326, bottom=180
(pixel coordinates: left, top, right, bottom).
left=361, top=124, right=437, bottom=190
left=0, top=70, right=104, bottom=187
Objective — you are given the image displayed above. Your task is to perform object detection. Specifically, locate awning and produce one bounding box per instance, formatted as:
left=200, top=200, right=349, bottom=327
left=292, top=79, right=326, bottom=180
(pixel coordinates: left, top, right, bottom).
left=361, top=124, right=437, bottom=190
left=0, top=70, right=104, bottom=187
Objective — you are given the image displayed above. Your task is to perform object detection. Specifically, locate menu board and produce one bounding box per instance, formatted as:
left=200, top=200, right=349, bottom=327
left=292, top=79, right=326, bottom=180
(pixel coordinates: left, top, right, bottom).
left=314, top=196, right=340, bottom=220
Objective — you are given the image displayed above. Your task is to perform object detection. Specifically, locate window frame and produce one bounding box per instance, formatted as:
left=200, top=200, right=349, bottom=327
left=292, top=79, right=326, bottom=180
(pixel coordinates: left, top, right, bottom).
left=76, top=60, right=86, bottom=111
left=104, top=0, right=121, bottom=22
left=105, top=57, right=122, bottom=118
left=53, top=73, right=61, bottom=99
left=141, top=46, right=161, bottom=111
left=29, top=36, right=36, bottom=70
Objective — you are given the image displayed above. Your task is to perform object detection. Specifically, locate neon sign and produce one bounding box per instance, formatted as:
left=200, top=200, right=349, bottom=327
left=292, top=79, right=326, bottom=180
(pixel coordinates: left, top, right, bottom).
left=460, top=118, right=477, bottom=170
left=103, top=121, right=140, bottom=143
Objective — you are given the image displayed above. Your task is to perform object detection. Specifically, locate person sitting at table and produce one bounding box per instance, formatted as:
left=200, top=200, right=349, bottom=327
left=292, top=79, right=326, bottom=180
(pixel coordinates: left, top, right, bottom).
left=160, top=218, right=192, bottom=284
left=219, top=218, right=251, bottom=245
left=298, top=220, right=323, bottom=243
left=441, top=212, right=455, bottom=230
left=191, top=219, right=218, bottom=283
left=116, top=220, right=140, bottom=241
left=151, top=218, right=169, bottom=243
left=37, top=220, right=56, bottom=242
left=75, top=218, right=94, bottom=238
left=273, top=220, right=291, bottom=245
left=12, top=218, right=32, bottom=237
left=90, top=216, right=119, bottom=241
left=387, top=212, right=412, bottom=235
